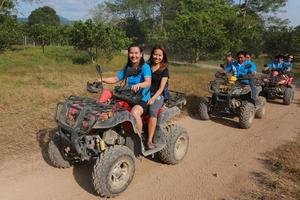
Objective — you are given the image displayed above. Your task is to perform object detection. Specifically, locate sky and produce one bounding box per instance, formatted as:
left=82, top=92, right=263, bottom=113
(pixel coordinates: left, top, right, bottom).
left=16, top=0, right=300, bottom=26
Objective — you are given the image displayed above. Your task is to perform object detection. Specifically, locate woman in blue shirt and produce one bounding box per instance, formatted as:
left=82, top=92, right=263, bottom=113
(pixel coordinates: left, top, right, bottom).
left=100, top=44, right=152, bottom=134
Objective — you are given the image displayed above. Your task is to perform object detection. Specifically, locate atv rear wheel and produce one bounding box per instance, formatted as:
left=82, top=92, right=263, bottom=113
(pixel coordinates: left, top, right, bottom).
left=158, top=124, right=189, bottom=164
left=92, top=145, right=135, bottom=198
left=255, top=96, right=266, bottom=119
left=239, top=102, right=255, bottom=129
left=198, top=97, right=210, bottom=120
left=48, top=133, right=71, bottom=168
left=283, top=87, right=293, bottom=105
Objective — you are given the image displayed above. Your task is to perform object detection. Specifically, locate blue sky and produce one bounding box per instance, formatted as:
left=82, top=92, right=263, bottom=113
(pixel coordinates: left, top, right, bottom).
left=16, top=0, right=300, bottom=26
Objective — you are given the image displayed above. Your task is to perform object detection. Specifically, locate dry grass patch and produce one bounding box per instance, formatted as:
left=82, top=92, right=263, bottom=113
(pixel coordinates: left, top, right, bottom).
left=232, top=137, right=300, bottom=200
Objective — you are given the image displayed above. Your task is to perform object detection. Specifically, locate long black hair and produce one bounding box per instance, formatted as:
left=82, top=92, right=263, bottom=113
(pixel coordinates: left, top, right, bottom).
left=148, top=44, right=168, bottom=71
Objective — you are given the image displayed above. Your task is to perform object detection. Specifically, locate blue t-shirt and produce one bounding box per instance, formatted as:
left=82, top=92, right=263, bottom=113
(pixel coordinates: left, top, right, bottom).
left=284, top=61, right=294, bottom=69
left=266, top=61, right=285, bottom=71
left=245, top=60, right=257, bottom=72
left=117, top=63, right=151, bottom=102
left=226, top=61, right=256, bottom=84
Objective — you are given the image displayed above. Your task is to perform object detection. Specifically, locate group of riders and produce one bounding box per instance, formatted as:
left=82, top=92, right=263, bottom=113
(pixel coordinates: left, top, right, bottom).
left=97, top=43, right=295, bottom=150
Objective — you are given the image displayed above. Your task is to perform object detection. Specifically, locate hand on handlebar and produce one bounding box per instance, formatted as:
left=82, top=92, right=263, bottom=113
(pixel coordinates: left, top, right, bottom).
left=131, top=83, right=140, bottom=92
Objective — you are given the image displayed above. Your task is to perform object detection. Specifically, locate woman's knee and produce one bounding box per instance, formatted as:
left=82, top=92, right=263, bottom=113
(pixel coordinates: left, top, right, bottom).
left=131, top=105, right=143, bottom=117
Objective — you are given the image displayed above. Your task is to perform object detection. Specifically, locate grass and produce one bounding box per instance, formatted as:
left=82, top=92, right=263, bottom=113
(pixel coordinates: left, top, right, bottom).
left=232, top=137, right=300, bottom=200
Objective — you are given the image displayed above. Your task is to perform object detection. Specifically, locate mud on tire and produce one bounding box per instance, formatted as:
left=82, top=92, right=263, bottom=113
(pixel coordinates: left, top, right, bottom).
left=239, top=102, right=255, bottom=129
left=92, top=145, right=135, bottom=198
left=198, top=97, right=210, bottom=120
left=283, top=87, right=293, bottom=105
left=255, top=96, right=266, bottom=119
left=48, top=133, right=71, bottom=168
left=158, top=124, right=189, bottom=165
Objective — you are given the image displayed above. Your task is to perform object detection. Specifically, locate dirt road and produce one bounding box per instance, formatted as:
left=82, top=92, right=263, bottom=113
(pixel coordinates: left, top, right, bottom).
left=1, top=90, right=299, bottom=200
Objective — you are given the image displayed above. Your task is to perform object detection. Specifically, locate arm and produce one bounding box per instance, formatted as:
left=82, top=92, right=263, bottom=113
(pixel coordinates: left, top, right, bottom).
left=132, top=64, right=152, bottom=92
left=101, top=76, right=120, bottom=84
left=99, top=67, right=125, bottom=84
left=148, top=77, right=168, bottom=104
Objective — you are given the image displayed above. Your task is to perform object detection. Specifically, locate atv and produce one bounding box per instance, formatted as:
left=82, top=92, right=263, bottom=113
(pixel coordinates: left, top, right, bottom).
left=260, top=68, right=295, bottom=105
left=198, top=72, right=266, bottom=129
left=48, top=65, right=189, bottom=197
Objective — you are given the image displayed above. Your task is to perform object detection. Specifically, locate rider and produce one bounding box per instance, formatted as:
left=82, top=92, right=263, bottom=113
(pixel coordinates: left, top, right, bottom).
left=99, top=44, right=151, bottom=134
left=264, top=54, right=286, bottom=73
left=226, top=51, right=257, bottom=103
left=245, top=51, right=257, bottom=72
left=284, top=55, right=294, bottom=72
left=146, top=45, right=169, bottom=149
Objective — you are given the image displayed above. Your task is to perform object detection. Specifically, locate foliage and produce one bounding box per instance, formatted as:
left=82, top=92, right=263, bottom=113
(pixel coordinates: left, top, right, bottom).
left=0, top=14, right=22, bottom=51
left=69, top=19, right=130, bottom=62
left=28, top=6, right=60, bottom=26
left=166, top=0, right=235, bottom=62
left=28, top=24, right=59, bottom=53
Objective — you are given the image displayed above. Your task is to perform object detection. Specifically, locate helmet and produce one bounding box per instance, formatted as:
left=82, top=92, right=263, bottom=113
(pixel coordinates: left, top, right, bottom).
left=229, top=76, right=237, bottom=83
left=87, top=81, right=103, bottom=93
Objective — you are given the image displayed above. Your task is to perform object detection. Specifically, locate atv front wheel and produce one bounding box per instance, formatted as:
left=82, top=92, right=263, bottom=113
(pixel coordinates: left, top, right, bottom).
left=92, top=145, right=135, bottom=198
left=158, top=124, right=189, bottom=164
left=255, top=96, right=266, bottom=119
left=198, top=97, right=210, bottom=120
left=239, top=102, right=255, bottom=129
left=283, top=87, right=293, bottom=105
left=48, top=133, right=71, bottom=168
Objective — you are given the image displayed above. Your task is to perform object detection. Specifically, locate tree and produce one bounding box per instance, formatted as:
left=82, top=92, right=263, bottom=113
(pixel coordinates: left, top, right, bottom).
left=29, top=24, right=59, bottom=53
left=69, top=20, right=130, bottom=62
left=0, top=14, right=22, bottom=51
left=167, top=0, right=235, bottom=61
left=28, top=6, right=60, bottom=26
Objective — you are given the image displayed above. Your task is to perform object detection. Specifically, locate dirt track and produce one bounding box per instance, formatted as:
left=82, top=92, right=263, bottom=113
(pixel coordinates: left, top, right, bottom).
left=0, top=89, right=299, bottom=200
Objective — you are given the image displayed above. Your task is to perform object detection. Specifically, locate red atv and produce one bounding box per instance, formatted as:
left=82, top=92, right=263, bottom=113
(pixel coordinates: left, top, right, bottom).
left=261, top=68, right=295, bottom=105
left=48, top=65, right=188, bottom=197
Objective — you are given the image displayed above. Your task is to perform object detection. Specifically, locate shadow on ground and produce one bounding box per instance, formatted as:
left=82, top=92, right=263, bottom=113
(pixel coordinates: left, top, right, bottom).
left=73, top=161, right=98, bottom=196
left=210, top=117, right=240, bottom=129
left=36, top=128, right=57, bottom=166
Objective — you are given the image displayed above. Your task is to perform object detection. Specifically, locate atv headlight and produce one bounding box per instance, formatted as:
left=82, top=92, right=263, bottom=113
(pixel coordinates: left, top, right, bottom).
left=231, top=87, right=243, bottom=95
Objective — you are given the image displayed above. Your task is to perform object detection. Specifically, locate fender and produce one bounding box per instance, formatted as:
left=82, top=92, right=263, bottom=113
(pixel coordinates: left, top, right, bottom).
left=157, top=106, right=181, bottom=126
left=93, top=110, right=140, bottom=134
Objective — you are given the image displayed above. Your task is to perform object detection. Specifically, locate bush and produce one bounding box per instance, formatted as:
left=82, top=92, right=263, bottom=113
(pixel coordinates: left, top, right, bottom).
left=71, top=51, right=90, bottom=64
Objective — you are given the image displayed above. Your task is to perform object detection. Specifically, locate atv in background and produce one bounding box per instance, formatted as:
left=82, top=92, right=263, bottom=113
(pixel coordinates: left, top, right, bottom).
left=48, top=65, right=189, bottom=197
left=260, top=68, right=295, bottom=105
left=198, top=71, right=266, bottom=129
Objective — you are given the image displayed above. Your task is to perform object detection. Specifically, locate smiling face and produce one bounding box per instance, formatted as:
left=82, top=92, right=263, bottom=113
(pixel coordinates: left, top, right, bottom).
left=152, top=49, right=164, bottom=65
left=128, top=46, right=143, bottom=66
left=237, top=54, right=245, bottom=64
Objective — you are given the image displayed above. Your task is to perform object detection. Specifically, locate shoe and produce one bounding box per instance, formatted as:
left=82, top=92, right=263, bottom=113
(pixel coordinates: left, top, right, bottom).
left=147, top=142, right=156, bottom=150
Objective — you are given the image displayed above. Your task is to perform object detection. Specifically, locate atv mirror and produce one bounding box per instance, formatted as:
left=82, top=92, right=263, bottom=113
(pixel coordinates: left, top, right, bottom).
left=96, top=64, right=103, bottom=82
left=96, top=64, right=102, bottom=74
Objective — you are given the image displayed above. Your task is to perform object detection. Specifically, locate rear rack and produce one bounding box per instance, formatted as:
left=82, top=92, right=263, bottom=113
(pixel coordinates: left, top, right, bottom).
left=166, top=90, right=187, bottom=109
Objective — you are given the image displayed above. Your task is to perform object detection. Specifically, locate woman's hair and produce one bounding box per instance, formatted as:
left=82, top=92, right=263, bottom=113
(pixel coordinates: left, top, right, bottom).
left=126, top=43, right=145, bottom=69
left=149, top=44, right=168, bottom=71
